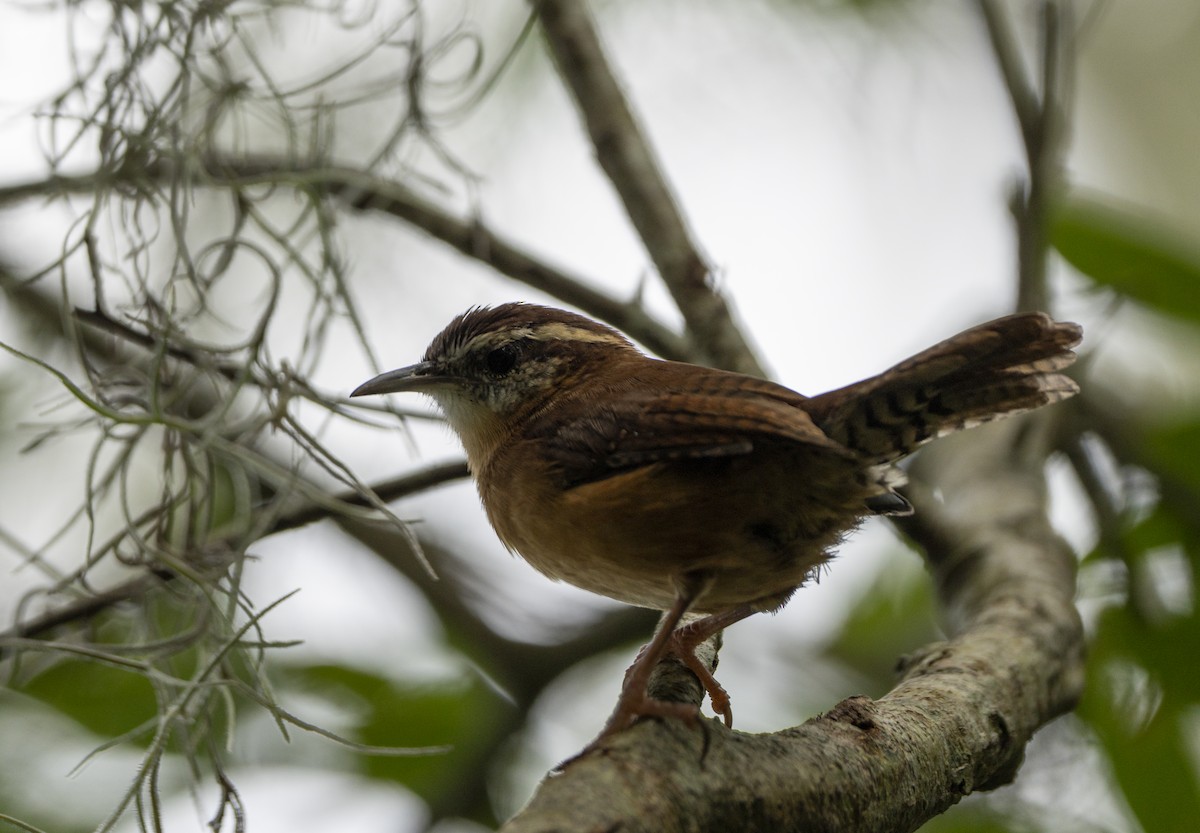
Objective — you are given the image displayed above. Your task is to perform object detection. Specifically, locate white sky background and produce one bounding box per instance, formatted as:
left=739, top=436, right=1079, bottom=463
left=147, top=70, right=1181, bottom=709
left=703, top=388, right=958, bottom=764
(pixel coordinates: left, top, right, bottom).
left=1, top=0, right=1199, bottom=830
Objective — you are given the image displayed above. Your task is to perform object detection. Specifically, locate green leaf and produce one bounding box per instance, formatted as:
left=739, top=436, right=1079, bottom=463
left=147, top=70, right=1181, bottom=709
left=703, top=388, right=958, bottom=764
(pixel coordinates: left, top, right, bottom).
left=918, top=807, right=1015, bottom=833
left=1079, top=660, right=1200, bottom=831
left=282, top=664, right=500, bottom=816
left=1052, top=197, right=1200, bottom=325
left=1090, top=505, right=1200, bottom=699
left=827, top=548, right=938, bottom=690
left=1145, top=418, right=1200, bottom=507
left=1075, top=491, right=1200, bottom=829
left=19, top=660, right=157, bottom=739
left=1080, top=598, right=1200, bottom=829
left=1120, top=503, right=1189, bottom=555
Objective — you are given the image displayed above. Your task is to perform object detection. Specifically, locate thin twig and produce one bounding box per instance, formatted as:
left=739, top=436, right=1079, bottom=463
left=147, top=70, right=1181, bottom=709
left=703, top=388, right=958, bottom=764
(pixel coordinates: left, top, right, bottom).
left=328, top=172, right=691, bottom=361
left=530, top=0, right=764, bottom=376
left=1061, top=433, right=1130, bottom=561
left=0, top=461, right=469, bottom=650
left=0, top=168, right=692, bottom=363
left=978, top=0, right=1041, bottom=147
left=978, top=0, right=1070, bottom=312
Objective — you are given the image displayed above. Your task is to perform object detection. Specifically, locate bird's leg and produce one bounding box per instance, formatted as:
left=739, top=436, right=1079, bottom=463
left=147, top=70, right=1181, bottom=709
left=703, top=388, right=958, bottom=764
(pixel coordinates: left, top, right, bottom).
left=587, top=584, right=700, bottom=750
left=664, top=603, right=756, bottom=727
left=579, top=577, right=761, bottom=757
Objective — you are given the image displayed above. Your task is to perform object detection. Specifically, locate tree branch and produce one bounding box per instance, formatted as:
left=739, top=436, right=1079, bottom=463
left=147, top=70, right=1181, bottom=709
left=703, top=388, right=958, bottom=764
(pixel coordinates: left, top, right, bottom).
left=0, top=460, right=470, bottom=651
left=0, top=166, right=691, bottom=363
left=978, top=0, right=1070, bottom=312
left=502, top=418, right=1084, bottom=832
left=338, top=526, right=657, bottom=824
left=531, top=0, right=764, bottom=376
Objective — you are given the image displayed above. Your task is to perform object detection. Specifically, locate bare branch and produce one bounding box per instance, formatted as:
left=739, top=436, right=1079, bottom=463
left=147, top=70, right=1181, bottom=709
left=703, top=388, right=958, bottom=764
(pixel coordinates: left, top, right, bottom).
left=531, top=0, right=764, bottom=376
left=322, top=170, right=691, bottom=361
left=0, top=461, right=469, bottom=652
left=978, top=0, right=1071, bottom=311
left=0, top=166, right=691, bottom=363
left=978, top=0, right=1041, bottom=147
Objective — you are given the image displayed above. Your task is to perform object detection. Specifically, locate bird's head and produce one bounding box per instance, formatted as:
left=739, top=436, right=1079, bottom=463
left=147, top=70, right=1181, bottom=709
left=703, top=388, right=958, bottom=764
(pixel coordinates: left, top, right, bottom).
left=351, top=303, right=637, bottom=463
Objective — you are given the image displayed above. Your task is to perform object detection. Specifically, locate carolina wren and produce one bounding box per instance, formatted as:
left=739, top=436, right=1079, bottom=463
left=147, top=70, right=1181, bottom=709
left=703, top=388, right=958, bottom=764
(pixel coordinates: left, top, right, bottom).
left=352, top=303, right=1081, bottom=747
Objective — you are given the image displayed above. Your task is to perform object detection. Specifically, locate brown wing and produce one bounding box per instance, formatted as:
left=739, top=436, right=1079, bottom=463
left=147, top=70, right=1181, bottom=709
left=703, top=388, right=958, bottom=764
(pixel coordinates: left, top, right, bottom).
left=529, top=366, right=850, bottom=489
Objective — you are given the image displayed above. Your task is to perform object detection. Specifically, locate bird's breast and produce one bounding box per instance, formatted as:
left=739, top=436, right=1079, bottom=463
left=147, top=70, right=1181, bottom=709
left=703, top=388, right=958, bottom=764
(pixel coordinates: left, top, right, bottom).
left=477, top=442, right=868, bottom=613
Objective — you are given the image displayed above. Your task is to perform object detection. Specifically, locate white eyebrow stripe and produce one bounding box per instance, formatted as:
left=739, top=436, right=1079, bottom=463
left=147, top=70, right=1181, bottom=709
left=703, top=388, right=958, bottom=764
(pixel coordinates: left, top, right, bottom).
left=520, top=323, right=629, bottom=345
left=456, top=323, right=629, bottom=356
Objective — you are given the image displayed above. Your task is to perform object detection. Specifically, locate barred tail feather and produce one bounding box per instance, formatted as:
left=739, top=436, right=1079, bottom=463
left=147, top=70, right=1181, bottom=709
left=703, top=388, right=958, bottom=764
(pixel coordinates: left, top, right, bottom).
left=808, top=312, right=1082, bottom=465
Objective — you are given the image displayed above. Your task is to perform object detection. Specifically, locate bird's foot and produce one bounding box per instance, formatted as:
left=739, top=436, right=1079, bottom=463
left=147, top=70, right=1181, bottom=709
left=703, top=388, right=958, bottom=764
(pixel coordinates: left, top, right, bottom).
left=669, top=615, right=743, bottom=726
left=666, top=635, right=733, bottom=727
left=560, top=674, right=702, bottom=768
left=560, top=597, right=755, bottom=767
left=560, top=631, right=735, bottom=768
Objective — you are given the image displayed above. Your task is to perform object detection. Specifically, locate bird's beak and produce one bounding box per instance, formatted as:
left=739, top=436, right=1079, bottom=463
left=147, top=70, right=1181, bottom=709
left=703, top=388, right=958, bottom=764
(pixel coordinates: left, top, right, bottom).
left=350, top=361, right=452, bottom=397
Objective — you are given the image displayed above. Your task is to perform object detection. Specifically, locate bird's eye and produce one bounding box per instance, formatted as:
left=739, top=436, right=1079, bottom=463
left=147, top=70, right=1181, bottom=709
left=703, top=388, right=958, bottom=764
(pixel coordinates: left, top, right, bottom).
left=485, top=344, right=519, bottom=377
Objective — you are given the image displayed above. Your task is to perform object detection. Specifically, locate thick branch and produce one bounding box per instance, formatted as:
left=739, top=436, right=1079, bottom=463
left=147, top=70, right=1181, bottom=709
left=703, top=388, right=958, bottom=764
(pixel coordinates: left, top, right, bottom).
left=531, top=0, right=764, bottom=376
left=502, top=418, right=1084, bottom=832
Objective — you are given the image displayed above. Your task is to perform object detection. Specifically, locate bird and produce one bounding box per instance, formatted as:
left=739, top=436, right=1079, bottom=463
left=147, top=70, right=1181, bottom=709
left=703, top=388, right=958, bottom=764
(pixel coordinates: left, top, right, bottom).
left=351, top=302, right=1081, bottom=749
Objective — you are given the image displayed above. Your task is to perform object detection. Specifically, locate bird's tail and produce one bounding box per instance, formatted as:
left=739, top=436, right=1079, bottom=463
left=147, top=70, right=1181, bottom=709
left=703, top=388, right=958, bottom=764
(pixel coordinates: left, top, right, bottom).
left=807, top=312, right=1082, bottom=466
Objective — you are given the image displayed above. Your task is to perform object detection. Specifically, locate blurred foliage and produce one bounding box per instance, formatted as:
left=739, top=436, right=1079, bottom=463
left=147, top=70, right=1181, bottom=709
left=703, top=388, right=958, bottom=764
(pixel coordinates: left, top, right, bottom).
left=919, top=810, right=1016, bottom=833
left=828, top=547, right=939, bottom=687
left=1053, top=197, right=1200, bottom=326
left=1146, top=419, right=1200, bottom=502
left=1076, top=508, right=1200, bottom=833
left=282, top=664, right=503, bottom=824
left=1052, top=196, right=1200, bottom=831
left=18, top=659, right=159, bottom=740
